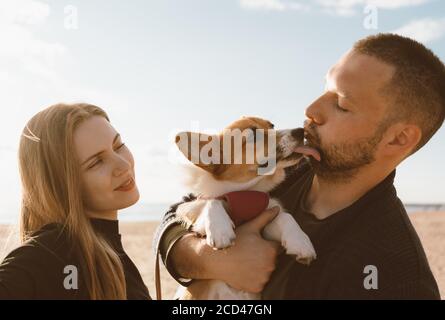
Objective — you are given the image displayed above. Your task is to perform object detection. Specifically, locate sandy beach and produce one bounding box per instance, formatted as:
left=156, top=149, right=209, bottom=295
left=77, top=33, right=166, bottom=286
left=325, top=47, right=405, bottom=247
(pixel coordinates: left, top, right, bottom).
left=1, top=211, right=444, bottom=299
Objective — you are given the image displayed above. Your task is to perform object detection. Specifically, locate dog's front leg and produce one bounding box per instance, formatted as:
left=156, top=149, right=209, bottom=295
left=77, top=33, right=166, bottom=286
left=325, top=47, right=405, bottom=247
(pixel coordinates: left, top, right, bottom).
left=263, top=212, right=317, bottom=265
left=194, top=199, right=236, bottom=249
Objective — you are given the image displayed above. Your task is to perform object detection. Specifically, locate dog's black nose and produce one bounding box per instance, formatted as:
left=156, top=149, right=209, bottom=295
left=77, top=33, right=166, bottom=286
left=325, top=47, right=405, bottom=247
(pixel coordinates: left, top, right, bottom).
left=291, top=128, right=304, bottom=141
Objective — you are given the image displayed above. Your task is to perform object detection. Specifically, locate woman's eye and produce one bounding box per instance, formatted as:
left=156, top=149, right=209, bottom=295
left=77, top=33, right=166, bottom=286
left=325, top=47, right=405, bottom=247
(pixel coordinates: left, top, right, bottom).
left=89, top=159, right=103, bottom=169
left=87, top=143, right=126, bottom=170
left=116, top=142, right=126, bottom=151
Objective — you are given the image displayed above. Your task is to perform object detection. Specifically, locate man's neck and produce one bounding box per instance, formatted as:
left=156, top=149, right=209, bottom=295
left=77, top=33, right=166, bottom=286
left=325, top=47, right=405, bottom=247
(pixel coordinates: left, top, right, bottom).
left=305, top=164, right=394, bottom=220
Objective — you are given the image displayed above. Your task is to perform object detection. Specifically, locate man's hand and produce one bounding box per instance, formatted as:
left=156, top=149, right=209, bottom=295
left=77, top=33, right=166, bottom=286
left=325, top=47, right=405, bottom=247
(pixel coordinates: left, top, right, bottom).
left=169, top=206, right=282, bottom=293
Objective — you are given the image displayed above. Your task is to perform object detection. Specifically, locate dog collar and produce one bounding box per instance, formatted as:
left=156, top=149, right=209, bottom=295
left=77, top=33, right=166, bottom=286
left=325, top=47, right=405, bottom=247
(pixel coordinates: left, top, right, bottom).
left=199, top=191, right=270, bottom=226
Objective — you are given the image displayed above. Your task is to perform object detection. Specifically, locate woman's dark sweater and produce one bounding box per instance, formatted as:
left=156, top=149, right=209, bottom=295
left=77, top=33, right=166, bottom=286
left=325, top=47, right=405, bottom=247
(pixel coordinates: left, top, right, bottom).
left=0, top=218, right=151, bottom=300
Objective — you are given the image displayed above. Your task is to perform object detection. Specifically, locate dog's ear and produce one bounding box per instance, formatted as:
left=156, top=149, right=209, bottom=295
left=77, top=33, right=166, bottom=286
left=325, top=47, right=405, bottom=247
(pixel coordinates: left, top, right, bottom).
left=175, top=131, right=212, bottom=161
left=175, top=131, right=226, bottom=175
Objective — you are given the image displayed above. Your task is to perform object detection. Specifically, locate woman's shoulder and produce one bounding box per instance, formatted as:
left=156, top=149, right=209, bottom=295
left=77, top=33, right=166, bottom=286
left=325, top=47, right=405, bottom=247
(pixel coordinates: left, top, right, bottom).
left=29, top=222, right=67, bottom=244
left=4, top=223, right=72, bottom=266
left=0, top=223, right=79, bottom=299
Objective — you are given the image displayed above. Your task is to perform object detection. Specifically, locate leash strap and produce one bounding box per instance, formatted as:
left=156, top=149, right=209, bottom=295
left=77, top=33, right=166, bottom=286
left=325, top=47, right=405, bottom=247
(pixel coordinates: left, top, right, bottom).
left=155, top=250, right=162, bottom=300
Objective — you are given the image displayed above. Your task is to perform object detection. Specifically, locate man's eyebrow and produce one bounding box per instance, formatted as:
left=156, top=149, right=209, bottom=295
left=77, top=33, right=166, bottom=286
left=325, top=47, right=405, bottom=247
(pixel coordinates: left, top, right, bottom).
left=324, top=73, right=355, bottom=103
left=81, top=133, right=120, bottom=166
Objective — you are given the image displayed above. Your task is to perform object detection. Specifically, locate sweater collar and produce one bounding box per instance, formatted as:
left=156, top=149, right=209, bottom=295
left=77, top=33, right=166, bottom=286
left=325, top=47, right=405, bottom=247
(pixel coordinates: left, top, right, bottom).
left=300, top=169, right=397, bottom=222
left=90, top=218, right=120, bottom=237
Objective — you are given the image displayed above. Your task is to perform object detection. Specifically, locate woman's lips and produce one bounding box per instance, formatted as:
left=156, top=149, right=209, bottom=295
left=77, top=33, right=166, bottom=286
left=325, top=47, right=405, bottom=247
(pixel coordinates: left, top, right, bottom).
left=294, top=146, right=321, bottom=161
left=114, top=178, right=135, bottom=192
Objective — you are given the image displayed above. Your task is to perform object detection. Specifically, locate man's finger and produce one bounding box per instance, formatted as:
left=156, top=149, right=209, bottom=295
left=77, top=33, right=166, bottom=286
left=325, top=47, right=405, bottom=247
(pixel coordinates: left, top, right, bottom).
left=269, top=240, right=284, bottom=254
left=245, top=206, right=280, bottom=232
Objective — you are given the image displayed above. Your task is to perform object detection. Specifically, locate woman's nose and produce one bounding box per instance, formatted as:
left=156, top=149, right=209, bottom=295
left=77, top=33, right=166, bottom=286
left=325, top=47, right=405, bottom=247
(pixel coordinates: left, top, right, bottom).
left=112, top=155, right=131, bottom=177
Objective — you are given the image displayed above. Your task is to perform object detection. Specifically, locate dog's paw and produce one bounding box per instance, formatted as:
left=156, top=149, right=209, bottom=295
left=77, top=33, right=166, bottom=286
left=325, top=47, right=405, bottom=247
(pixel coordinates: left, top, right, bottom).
left=282, top=231, right=317, bottom=265
left=206, top=220, right=236, bottom=249
left=201, top=199, right=236, bottom=250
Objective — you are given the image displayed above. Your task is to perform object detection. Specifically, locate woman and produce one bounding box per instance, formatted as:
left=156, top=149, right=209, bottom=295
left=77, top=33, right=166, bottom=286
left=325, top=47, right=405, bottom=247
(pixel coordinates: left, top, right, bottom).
left=0, top=103, right=151, bottom=299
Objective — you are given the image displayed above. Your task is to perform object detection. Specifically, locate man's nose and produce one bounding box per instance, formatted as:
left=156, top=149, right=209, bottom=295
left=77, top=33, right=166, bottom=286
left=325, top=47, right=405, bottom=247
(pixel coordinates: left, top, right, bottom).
left=305, top=102, right=324, bottom=125
left=291, top=128, right=304, bottom=141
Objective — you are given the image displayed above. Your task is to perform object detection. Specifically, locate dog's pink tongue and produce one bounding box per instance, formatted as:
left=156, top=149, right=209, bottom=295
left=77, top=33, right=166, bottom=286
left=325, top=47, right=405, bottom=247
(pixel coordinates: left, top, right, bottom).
left=294, top=146, right=321, bottom=161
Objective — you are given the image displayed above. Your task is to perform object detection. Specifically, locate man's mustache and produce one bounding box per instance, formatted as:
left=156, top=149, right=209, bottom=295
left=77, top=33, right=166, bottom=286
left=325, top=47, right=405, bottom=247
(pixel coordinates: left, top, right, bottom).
left=303, top=121, right=321, bottom=146
left=303, top=122, right=325, bottom=163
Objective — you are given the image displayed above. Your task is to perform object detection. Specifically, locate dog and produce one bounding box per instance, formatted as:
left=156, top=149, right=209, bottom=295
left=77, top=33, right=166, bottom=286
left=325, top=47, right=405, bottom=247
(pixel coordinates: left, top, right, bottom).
left=173, top=116, right=320, bottom=299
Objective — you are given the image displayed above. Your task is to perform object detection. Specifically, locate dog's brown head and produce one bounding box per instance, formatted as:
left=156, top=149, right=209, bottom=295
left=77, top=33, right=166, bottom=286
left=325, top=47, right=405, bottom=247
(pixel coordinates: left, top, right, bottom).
left=175, top=116, right=319, bottom=186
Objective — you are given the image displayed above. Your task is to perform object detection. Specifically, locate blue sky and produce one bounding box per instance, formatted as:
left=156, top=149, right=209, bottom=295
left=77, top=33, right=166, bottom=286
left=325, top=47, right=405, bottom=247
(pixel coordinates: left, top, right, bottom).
left=0, top=0, right=444, bottom=222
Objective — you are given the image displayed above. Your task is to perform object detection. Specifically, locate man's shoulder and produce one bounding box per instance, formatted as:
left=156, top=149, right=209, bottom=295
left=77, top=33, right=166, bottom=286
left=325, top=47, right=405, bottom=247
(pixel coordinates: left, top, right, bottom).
left=339, top=199, right=420, bottom=255
left=315, top=201, right=439, bottom=299
left=333, top=199, right=437, bottom=284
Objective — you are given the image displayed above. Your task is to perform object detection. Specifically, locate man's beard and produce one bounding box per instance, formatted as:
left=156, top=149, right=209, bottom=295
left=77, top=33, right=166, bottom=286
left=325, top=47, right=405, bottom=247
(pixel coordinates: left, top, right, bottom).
left=305, top=123, right=384, bottom=183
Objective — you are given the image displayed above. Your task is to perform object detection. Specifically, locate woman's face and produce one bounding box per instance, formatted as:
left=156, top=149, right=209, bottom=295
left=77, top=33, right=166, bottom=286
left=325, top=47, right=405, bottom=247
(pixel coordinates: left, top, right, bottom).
left=73, top=116, right=140, bottom=220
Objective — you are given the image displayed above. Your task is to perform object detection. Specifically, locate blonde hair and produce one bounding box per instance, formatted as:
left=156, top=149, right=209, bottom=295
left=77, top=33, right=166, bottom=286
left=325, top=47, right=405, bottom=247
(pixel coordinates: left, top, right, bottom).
left=19, top=103, right=127, bottom=299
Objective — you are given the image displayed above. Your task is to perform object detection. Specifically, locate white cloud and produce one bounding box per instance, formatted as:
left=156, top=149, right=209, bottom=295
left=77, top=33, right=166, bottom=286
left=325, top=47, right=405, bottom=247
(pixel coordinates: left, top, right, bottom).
left=241, top=0, right=285, bottom=11
left=0, top=25, right=67, bottom=81
left=0, top=0, right=68, bottom=141
left=0, top=0, right=67, bottom=81
left=240, top=0, right=310, bottom=11
left=0, top=0, right=70, bottom=224
left=240, top=0, right=431, bottom=15
left=368, top=0, right=431, bottom=9
left=392, top=17, right=445, bottom=43
left=0, top=0, right=50, bottom=25
left=316, top=0, right=362, bottom=16
left=316, top=0, right=431, bottom=16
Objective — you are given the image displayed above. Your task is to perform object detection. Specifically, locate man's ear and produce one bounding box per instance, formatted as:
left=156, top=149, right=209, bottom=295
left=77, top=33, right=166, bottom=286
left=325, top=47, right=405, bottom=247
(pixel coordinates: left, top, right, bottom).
left=175, top=131, right=225, bottom=174
left=384, top=123, right=422, bottom=157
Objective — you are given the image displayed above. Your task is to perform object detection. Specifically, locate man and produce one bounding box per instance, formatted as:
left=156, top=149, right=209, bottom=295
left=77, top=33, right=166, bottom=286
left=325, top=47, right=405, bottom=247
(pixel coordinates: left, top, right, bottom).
left=154, top=34, right=443, bottom=299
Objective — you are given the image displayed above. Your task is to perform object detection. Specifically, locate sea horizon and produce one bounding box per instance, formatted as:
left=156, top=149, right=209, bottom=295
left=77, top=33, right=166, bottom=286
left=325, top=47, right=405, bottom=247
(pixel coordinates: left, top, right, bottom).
left=0, top=202, right=444, bottom=225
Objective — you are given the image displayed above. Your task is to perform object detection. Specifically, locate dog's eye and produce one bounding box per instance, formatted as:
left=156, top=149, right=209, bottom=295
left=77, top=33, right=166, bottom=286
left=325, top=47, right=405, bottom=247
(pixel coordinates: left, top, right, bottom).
left=269, top=122, right=275, bottom=129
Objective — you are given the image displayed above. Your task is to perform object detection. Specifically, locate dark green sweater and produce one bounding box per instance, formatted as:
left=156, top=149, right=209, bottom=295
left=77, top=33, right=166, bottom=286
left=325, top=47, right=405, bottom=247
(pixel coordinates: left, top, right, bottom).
left=0, top=218, right=151, bottom=299
left=154, top=161, right=440, bottom=299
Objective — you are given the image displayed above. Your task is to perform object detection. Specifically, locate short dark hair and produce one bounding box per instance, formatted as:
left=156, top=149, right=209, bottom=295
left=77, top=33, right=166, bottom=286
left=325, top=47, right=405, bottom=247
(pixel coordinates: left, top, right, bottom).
left=353, top=33, right=445, bottom=153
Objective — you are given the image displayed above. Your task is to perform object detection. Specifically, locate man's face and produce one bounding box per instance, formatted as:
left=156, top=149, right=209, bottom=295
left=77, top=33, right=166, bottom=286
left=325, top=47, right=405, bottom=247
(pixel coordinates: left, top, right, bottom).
left=304, top=50, right=395, bottom=181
